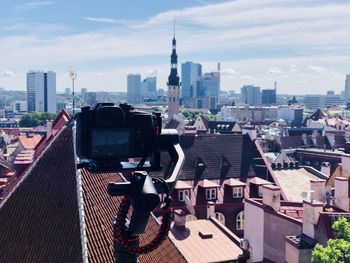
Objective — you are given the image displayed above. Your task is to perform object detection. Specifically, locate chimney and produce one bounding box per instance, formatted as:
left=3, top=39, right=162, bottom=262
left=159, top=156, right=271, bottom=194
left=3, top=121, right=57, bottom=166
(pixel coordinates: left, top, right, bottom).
left=310, top=179, right=326, bottom=202
left=46, top=121, right=53, bottom=138
left=217, top=62, right=221, bottom=72
left=207, top=201, right=215, bottom=219
left=302, top=200, right=323, bottom=239
left=320, top=162, right=330, bottom=177
left=262, top=185, right=281, bottom=212
left=341, top=156, right=350, bottom=177
left=174, top=209, right=186, bottom=231
left=302, top=133, right=307, bottom=146
left=334, top=177, right=350, bottom=211
left=311, top=131, right=317, bottom=146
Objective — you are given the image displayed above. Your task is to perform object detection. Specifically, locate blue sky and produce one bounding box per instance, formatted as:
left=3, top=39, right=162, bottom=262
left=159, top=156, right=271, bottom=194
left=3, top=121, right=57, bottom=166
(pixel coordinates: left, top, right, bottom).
left=0, top=0, right=349, bottom=94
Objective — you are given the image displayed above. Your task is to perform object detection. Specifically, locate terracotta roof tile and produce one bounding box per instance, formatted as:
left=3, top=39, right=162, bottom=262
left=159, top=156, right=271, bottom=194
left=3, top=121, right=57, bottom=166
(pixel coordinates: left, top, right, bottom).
left=18, top=134, right=42, bottom=149
left=81, top=169, right=186, bottom=263
left=0, top=126, right=83, bottom=263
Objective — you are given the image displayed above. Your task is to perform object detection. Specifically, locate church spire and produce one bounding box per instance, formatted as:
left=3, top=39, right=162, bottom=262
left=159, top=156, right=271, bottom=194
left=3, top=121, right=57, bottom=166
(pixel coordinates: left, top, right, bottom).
left=168, top=21, right=179, bottom=86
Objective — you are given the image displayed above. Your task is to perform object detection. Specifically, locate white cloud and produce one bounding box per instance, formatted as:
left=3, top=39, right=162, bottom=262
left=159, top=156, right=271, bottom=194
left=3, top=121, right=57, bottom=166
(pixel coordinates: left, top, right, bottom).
left=289, top=64, right=299, bottom=73
left=221, top=68, right=237, bottom=77
left=1, top=0, right=350, bottom=94
left=240, top=75, right=253, bottom=80
left=307, top=65, right=328, bottom=73
left=269, top=67, right=283, bottom=74
left=0, top=71, right=15, bottom=79
left=84, top=17, right=131, bottom=25
left=15, top=1, right=54, bottom=11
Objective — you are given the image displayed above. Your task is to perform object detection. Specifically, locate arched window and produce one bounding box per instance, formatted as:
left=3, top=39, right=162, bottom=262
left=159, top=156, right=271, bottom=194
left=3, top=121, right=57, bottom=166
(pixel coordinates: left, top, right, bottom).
left=214, top=212, right=225, bottom=225
left=236, top=211, right=244, bottom=230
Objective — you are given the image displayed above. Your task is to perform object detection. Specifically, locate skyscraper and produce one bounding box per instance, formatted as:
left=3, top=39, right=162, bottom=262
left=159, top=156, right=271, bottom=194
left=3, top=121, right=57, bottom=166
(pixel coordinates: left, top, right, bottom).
left=261, top=89, right=276, bottom=104
left=201, top=71, right=220, bottom=110
left=181, top=61, right=202, bottom=107
left=167, top=33, right=180, bottom=122
left=127, top=73, right=142, bottom=104
left=141, top=76, right=157, bottom=99
left=241, top=85, right=262, bottom=106
left=344, top=74, right=350, bottom=103
left=27, top=70, right=56, bottom=113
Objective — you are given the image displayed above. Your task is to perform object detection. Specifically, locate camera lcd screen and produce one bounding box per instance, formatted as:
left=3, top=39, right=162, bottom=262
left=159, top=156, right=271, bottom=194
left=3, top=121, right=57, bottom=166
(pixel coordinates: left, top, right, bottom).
left=90, top=128, right=130, bottom=158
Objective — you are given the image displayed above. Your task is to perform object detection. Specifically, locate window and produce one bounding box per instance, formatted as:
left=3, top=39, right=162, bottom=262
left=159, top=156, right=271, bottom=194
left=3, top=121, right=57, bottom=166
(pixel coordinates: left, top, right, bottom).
left=258, top=186, right=263, bottom=197
left=214, top=212, right=225, bottom=225
left=233, top=187, right=243, bottom=198
left=178, top=190, right=190, bottom=202
left=206, top=188, right=217, bottom=200
left=236, top=211, right=244, bottom=230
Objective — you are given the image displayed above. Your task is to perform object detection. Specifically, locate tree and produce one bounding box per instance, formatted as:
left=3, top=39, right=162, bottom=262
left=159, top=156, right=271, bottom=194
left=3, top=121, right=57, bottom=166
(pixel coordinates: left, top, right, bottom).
left=312, top=217, right=350, bottom=263
left=20, top=112, right=57, bottom=127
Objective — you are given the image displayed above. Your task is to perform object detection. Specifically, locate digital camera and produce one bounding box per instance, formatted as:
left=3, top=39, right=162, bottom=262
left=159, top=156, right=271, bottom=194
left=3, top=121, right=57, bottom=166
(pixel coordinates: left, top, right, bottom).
left=76, top=103, right=161, bottom=162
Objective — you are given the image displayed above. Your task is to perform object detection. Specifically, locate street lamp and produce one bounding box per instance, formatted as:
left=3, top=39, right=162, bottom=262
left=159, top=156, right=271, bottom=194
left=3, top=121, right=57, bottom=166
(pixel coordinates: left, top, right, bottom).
left=68, top=68, right=77, bottom=116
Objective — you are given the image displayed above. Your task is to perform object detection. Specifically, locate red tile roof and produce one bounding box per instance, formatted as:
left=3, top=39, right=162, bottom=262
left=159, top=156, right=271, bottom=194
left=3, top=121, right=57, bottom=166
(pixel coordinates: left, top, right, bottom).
left=18, top=134, right=42, bottom=149
left=0, top=126, right=83, bottom=263
left=81, top=169, right=186, bottom=263
left=0, top=120, right=185, bottom=263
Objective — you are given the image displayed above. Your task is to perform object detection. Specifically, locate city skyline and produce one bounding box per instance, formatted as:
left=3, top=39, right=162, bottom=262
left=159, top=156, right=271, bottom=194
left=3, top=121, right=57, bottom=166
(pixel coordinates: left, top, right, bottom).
left=0, top=0, right=349, bottom=94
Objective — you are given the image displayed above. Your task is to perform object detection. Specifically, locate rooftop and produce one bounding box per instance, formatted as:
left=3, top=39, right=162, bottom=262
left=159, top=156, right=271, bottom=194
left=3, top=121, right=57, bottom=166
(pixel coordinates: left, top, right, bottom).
left=169, top=218, right=243, bottom=262
left=273, top=167, right=326, bottom=202
left=163, top=133, right=252, bottom=180
left=18, top=134, right=42, bottom=149
left=0, top=122, right=185, bottom=263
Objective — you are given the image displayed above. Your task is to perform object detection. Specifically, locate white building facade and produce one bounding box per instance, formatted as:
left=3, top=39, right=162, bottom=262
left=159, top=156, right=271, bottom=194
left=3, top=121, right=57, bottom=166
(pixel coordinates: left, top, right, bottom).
left=27, top=70, right=56, bottom=113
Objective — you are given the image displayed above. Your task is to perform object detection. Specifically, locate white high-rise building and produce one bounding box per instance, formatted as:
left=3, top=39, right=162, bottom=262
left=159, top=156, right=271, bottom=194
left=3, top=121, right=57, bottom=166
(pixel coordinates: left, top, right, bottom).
left=344, top=74, right=350, bottom=103
left=27, top=70, right=56, bottom=113
left=127, top=73, right=142, bottom=104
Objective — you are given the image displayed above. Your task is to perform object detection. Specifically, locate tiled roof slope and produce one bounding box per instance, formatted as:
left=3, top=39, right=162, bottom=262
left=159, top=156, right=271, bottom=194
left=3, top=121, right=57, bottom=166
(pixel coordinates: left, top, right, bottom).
left=0, top=126, right=83, bottom=263
left=18, top=134, right=42, bottom=149
left=173, top=134, right=244, bottom=180
left=81, top=169, right=185, bottom=263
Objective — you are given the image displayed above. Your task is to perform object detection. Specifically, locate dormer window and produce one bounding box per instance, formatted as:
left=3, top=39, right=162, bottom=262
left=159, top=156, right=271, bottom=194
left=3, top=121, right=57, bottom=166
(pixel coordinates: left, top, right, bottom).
left=178, top=190, right=190, bottom=202
left=233, top=187, right=243, bottom=198
left=206, top=188, right=216, bottom=200
left=258, top=186, right=263, bottom=197
left=195, top=157, right=206, bottom=178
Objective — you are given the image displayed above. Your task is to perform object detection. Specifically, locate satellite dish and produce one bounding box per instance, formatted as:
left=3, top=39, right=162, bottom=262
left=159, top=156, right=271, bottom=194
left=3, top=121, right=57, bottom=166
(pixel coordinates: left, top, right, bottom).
left=184, top=195, right=195, bottom=215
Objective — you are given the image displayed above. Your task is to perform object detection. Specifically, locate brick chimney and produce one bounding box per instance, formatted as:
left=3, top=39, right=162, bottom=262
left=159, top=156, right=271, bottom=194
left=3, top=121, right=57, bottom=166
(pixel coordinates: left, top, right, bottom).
left=334, top=177, right=350, bottom=212
left=320, top=162, right=330, bottom=177
left=262, top=185, right=281, bottom=212
left=206, top=201, right=215, bottom=219
left=173, top=209, right=186, bottom=231
left=310, top=179, right=326, bottom=202
left=46, top=121, right=53, bottom=138
left=302, top=200, right=323, bottom=239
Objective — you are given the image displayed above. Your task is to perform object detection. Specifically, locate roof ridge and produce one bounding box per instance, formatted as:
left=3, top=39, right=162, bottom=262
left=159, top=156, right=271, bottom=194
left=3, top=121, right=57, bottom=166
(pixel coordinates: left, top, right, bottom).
left=73, top=125, right=89, bottom=263
left=0, top=125, right=68, bottom=209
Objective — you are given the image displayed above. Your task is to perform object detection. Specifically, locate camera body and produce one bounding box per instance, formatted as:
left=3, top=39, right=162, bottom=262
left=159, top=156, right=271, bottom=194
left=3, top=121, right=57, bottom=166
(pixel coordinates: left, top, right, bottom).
left=76, top=103, right=161, bottom=162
